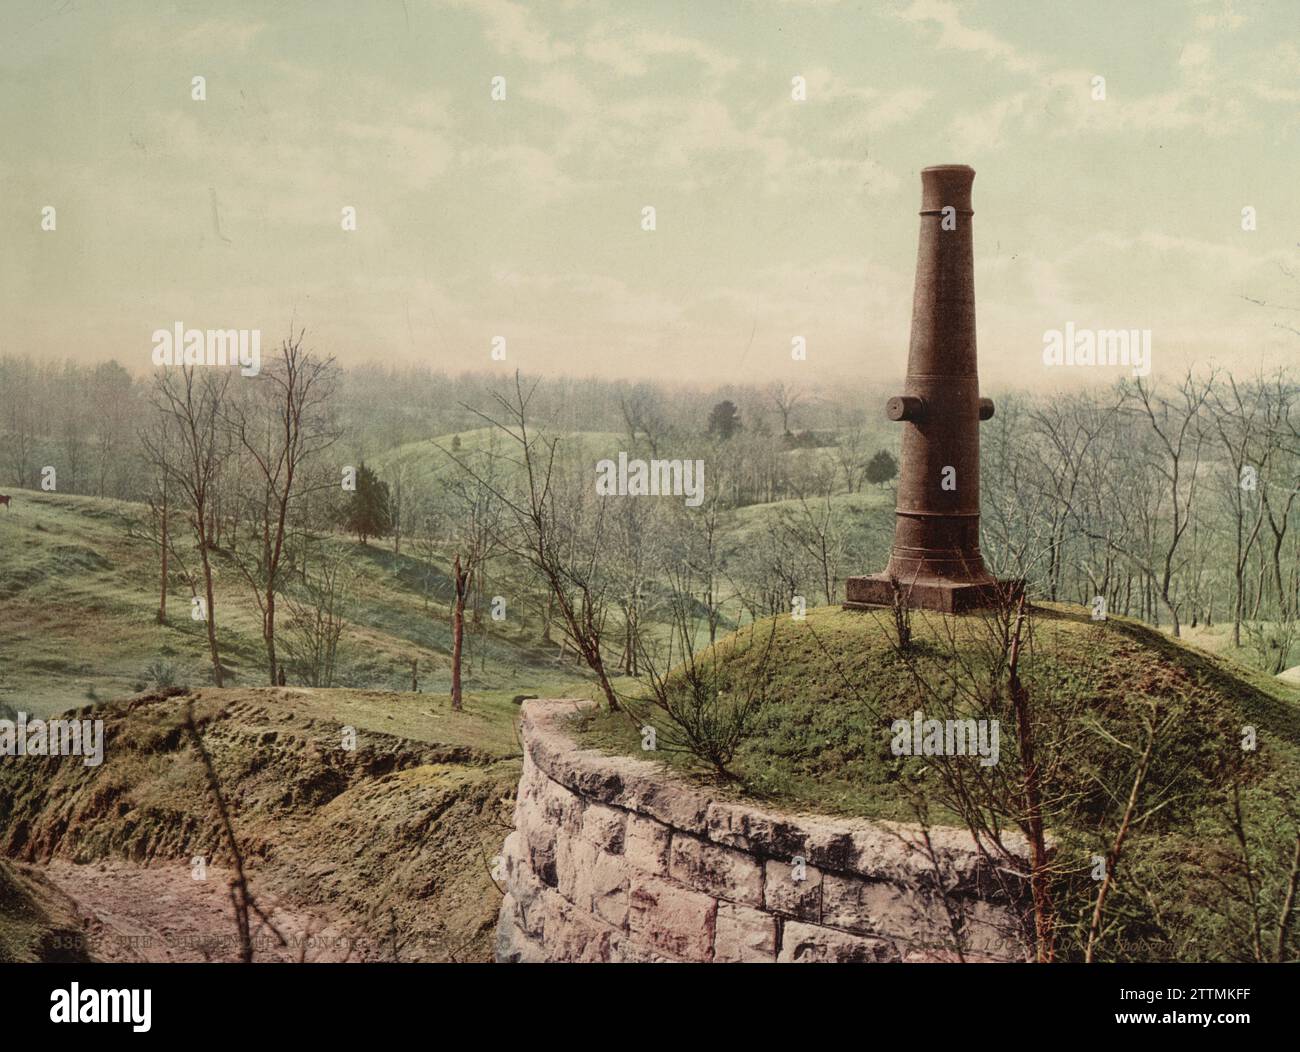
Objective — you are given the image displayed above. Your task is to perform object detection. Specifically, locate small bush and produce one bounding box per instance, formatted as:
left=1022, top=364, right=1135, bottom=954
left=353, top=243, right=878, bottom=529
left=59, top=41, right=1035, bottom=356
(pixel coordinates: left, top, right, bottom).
left=142, top=658, right=178, bottom=690
left=1243, top=619, right=1298, bottom=676
left=889, top=576, right=913, bottom=653
left=624, top=584, right=776, bottom=778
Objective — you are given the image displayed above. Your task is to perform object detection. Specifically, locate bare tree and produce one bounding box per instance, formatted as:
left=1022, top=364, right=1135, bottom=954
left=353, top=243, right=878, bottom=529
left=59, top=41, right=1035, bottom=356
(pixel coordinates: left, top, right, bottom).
left=142, top=367, right=232, bottom=686
left=767, top=380, right=805, bottom=436
left=1028, top=392, right=1122, bottom=601
left=386, top=447, right=419, bottom=556
left=131, top=414, right=179, bottom=625
left=0, top=356, right=39, bottom=488
left=683, top=488, right=730, bottom=644
left=440, top=372, right=621, bottom=711
left=450, top=554, right=470, bottom=710
left=89, top=361, right=138, bottom=499
left=1210, top=374, right=1272, bottom=644
left=225, top=332, right=339, bottom=685
left=619, top=384, right=670, bottom=457
left=439, top=434, right=506, bottom=707
left=281, top=542, right=354, bottom=687
left=732, top=516, right=806, bottom=621
left=1084, top=700, right=1168, bottom=962
left=1116, top=373, right=1212, bottom=636
left=1257, top=374, right=1300, bottom=621
left=780, top=460, right=846, bottom=605
left=831, top=415, right=871, bottom=492
left=611, top=491, right=667, bottom=673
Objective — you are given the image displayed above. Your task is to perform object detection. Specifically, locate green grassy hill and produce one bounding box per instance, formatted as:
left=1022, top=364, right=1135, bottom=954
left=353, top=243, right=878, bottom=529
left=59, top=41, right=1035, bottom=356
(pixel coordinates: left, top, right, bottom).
left=577, top=603, right=1300, bottom=961
left=370, top=427, right=627, bottom=481
left=0, top=487, right=593, bottom=719
left=728, top=488, right=894, bottom=552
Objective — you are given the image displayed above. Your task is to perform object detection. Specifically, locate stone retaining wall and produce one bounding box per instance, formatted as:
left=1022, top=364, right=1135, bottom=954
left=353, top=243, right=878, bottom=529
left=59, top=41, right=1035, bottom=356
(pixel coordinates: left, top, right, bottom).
left=494, top=699, right=1033, bottom=963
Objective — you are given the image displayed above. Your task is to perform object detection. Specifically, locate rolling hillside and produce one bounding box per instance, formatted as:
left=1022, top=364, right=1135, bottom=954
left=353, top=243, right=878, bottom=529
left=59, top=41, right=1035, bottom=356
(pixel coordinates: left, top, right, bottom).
left=0, top=487, right=596, bottom=961
left=0, top=487, right=594, bottom=720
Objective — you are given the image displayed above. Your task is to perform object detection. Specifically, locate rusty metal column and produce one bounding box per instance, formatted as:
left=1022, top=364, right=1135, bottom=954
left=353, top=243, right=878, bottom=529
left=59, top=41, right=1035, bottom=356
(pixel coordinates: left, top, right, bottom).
left=845, top=164, right=1013, bottom=613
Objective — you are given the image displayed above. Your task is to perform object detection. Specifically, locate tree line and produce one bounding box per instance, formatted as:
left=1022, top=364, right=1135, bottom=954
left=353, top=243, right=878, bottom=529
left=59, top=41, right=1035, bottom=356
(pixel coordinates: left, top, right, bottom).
left=3, top=351, right=1299, bottom=690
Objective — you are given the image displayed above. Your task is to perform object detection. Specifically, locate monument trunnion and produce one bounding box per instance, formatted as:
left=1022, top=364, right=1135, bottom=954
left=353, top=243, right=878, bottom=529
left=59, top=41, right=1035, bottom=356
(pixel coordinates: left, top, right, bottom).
left=845, top=164, right=1018, bottom=615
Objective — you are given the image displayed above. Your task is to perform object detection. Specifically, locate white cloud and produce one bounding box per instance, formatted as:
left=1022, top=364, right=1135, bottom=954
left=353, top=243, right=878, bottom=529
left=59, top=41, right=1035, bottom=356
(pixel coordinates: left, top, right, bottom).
left=584, top=27, right=739, bottom=78
left=338, top=120, right=454, bottom=189
left=520, top=69, right=601, bottom=114
left=443, top=0, right=576, bottom=63
left=1179, top=41, right=1212, bottom=68
left=762, top=68, right=931, bottom=138
left=111, top=17, right=267, bottom=53
left=1247, top=42, right=1300, bottom=103
left=462, top=143, right=583, bottom=206
left=893, top=0, right=1041, bottom=75
left=1194, top=7, right=1247, bottom=32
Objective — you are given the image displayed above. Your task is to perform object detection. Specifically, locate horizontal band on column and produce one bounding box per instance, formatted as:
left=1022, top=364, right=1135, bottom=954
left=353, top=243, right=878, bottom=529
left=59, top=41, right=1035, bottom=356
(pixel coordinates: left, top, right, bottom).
left=892, top=510, right=982, bottom=520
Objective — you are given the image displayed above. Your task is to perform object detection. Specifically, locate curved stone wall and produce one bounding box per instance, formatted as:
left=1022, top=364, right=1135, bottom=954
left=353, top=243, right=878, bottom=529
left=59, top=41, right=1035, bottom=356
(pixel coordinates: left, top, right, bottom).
left=495, top=699, right=1033, bottom=963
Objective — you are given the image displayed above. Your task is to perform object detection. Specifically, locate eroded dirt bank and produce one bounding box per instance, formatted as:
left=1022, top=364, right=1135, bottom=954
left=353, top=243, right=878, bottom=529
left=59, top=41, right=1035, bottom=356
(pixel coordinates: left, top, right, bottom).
left=0, top=687, right=520, bottom=962
left=40, top=858, right=379, bottom=962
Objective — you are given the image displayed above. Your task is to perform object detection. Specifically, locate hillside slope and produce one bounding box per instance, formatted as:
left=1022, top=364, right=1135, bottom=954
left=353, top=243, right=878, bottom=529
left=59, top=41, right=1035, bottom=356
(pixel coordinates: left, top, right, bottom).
left=578, top=603, right=1300, bottom=961
left=0, top=685, right=524, bottom=962
left=0, top=487, right=591, bottom=719
left=0, top=858, right=93, bottom=963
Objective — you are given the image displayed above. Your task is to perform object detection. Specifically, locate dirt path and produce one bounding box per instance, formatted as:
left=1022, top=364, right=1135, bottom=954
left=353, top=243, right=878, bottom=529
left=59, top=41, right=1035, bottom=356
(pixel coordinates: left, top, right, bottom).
left=41, top=859, right=379, bottom=962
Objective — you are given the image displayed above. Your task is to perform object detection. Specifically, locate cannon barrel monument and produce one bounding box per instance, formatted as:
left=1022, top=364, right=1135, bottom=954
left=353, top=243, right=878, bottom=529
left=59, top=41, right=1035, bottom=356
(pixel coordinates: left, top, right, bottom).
left=844, top=164, right=1016, bottom=614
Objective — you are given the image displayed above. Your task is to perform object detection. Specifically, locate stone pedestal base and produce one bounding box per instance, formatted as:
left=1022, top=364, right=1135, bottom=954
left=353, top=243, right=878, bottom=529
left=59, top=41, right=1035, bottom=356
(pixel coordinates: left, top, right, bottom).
left=843, top=574, right=1020, bottom=614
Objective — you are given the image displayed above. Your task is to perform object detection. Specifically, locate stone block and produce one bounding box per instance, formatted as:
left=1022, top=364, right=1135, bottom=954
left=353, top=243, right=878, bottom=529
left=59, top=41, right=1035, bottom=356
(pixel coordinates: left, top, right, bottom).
left=624, top=812, right=671, bottom=876
left=713, top=902, right=777, bottom=962
left=763, top=858, right=822, bottom=921
left=539, top=773, right=585, bottom=835
left=778, top=921, right=900, bottom=963
left=580, top=801, right=627, bottom=854
left=609, top=931, right=680, bottom=963
left=627, top=874, right=717, bottom=961
left=545, top=894, right=616, bottom=963
left=494, top=902, right=548, bottom=963
left=821, top=873, right=949, bottom=945
left=555, top=830, right=599, bottom=907
left=583, top=849, right=631, bottom=930
left=705, top=801, right=808, bottom=857
left=524, top=823, right=558, bottom=887
left=669, top=832, right=764, bottom=907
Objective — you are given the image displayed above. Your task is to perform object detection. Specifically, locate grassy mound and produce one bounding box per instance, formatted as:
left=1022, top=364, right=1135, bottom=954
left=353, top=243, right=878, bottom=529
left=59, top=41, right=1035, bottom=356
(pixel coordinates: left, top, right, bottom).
left=577, top=603, right=1300, bottom=961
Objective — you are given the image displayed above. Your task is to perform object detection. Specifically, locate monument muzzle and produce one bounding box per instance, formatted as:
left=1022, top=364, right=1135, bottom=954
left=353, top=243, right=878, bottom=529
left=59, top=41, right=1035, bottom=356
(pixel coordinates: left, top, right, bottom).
left=845, top=164, right=1016, bottom=614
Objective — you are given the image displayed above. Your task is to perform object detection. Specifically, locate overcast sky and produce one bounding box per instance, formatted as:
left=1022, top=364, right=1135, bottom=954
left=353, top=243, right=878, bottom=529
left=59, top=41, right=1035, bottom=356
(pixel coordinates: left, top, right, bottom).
left=1, top=0, right=1296, bottom=389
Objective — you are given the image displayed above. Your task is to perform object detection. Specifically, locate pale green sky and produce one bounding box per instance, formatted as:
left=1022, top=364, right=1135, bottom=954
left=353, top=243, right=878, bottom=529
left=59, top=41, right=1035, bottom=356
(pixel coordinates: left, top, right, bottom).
left=1, top=0, right=1296, bottom=388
